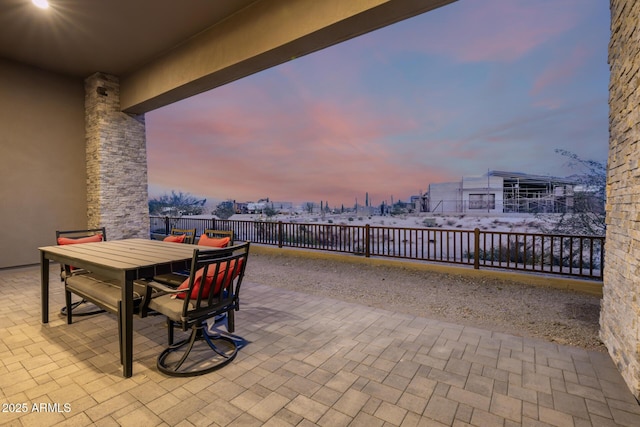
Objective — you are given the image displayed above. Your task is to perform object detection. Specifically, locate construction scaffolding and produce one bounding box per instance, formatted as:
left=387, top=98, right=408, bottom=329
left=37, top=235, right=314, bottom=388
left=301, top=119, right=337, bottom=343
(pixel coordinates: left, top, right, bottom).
left=494, top=171, right=576, bottom=213
left=426, top=171, right=579, bottom=214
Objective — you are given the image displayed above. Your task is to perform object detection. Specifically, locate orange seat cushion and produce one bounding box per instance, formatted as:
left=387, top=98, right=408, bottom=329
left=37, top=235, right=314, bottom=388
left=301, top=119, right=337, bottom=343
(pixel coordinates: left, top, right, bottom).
left=164, top=234, right=186, bottom=243
left=197, top=235, right=230, bottom=248
left=57, top=234, right=103, bottom=245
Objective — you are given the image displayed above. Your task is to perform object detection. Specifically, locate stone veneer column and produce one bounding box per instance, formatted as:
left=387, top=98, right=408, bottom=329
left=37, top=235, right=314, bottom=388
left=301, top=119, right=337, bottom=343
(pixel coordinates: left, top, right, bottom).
left=85, top=73, right=149, bottom=240
left=601, top=0, right=640, bottom=399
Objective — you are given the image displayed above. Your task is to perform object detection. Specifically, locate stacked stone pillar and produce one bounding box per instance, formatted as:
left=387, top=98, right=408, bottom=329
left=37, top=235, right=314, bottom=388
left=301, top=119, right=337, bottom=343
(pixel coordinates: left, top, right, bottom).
left=601, top=0, right=640, bottom=399
left=84, top=73, right=149, bottom=240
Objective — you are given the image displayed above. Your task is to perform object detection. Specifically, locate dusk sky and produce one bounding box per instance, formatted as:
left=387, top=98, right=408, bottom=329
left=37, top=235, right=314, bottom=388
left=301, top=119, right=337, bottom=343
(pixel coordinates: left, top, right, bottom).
left=146, top=0, right=610, bottom=208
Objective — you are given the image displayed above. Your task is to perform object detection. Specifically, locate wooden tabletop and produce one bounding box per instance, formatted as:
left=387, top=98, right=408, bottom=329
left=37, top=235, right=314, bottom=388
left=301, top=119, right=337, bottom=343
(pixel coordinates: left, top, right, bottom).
left=39, top=238, right=199, bottom=271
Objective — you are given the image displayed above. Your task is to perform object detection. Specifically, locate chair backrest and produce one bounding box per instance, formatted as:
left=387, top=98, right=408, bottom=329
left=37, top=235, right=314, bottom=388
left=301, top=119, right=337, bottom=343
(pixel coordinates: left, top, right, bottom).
left=55, top=228, right=107, bottom=276
left=200, top=229, right=234, bottom=246
left=56, top=227, right=107, bottom=244
left=165, top=228, right=197, bottom=244
left=177, top=242, right=250, bottom=326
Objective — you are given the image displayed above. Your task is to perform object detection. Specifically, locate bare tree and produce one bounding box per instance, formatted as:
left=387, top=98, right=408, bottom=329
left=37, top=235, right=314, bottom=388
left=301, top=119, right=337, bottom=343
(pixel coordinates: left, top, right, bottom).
left=541, top=150, right=606, bottom=236
left=263, top=204, right=278, bottom=217
left=149, top=190, right=206, bottom=216
left=213, top=200, right=235, bottom=219
left=305, top=202, right=314, bottom=214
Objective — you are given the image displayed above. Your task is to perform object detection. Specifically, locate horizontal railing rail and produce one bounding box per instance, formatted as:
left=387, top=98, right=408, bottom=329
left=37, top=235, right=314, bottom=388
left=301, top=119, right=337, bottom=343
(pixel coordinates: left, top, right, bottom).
left=150, top=216, right=604, bottom=280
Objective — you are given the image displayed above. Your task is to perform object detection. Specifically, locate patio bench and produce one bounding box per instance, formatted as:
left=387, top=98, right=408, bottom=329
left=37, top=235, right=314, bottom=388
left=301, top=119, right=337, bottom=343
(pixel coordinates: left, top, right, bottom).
left=64, top=272, right=145, bottom=362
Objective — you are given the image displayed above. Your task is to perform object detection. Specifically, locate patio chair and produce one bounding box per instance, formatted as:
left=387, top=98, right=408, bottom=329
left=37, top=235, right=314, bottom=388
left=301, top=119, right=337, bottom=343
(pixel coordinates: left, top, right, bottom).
left=56, top=228, right=107, bottom=317
left=136, top=242, right=250, bottom=376
left=153, top=229, right=235, bottom=286
left=163, top=228, right=197, bottom=244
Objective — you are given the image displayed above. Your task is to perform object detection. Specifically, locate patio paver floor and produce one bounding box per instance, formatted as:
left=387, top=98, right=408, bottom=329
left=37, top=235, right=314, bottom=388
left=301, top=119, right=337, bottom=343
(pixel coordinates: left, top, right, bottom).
left=1, top=264, right=639, bottom=426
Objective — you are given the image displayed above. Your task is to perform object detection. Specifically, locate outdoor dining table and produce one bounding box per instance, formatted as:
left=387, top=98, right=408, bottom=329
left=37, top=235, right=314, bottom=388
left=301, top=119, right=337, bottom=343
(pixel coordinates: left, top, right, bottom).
left=39, top=238, right=198, bottom=377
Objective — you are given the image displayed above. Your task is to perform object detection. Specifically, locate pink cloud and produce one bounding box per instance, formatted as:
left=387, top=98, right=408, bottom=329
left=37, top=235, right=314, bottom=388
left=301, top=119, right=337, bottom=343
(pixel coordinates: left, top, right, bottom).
left=147, top=87, right=446, bottom=206
left=530, top=44, right=591, bottom=101
left=375, top=0, right=585, bottom=63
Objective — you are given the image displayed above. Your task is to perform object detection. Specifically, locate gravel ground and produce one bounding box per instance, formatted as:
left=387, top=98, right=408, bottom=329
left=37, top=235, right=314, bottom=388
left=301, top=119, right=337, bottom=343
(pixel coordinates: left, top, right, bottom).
left=244, top=250, right=605, bottom=352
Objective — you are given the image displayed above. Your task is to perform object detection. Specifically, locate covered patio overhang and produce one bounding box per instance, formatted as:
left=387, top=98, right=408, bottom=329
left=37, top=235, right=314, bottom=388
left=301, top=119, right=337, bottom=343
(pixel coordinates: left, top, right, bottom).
left=0, top=0, right=456, bottom=115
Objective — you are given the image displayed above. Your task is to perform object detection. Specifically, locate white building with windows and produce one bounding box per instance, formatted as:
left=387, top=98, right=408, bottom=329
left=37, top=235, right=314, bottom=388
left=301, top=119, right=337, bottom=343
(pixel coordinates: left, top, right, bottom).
left=426, top=171, right=577, bottom=214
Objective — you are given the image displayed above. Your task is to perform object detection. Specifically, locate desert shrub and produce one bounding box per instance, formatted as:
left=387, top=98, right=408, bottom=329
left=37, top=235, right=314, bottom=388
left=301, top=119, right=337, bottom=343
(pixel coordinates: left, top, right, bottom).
left=546, top=237, right=602, bottom=270
left=254, top=221, right=278, bottom=242
left=466, top=235, right=602, bottom=271
left=466, top=238, right=535, bottom=265
left=423, top=218, right=437, bottom=227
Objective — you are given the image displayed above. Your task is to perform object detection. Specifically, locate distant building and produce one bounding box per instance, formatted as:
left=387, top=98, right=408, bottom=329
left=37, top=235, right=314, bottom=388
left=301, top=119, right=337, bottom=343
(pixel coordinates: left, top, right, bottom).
left=246, top=201, right=267, bottom=213
left=271, top=201, right=294, bottom=213
left=426, top=171, right=578, bottom=214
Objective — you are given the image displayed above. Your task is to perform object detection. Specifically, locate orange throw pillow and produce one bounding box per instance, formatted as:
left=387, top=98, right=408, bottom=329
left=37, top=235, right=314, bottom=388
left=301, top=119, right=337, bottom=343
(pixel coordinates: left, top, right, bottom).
left=164, top=234, right=186, bottom=243
left=175, top=259, right=243, bottom=300
left=197, top=234, right=230, bottom=248
left=57, top=234, right=103, bottom=245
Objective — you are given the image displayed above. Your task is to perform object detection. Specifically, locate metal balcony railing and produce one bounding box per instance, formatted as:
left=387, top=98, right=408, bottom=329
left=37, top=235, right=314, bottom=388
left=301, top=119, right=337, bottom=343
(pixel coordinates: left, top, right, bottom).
left=150, top=216, right=604, bottom=280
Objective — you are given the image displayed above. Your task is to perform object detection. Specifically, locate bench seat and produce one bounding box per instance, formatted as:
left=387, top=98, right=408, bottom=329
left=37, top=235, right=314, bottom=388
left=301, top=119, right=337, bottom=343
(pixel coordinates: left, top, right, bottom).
left=65, top=274, right=144, bottom=315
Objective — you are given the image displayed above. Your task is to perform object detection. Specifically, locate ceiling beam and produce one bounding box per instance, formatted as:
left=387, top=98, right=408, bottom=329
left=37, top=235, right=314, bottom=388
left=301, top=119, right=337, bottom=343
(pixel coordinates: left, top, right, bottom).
left=120, top=0, right=455, bottom=114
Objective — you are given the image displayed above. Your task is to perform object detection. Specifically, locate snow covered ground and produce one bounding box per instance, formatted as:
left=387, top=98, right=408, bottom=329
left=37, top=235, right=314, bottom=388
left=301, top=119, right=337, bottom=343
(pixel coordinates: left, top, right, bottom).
left=228, top=212, right=555, bottom=233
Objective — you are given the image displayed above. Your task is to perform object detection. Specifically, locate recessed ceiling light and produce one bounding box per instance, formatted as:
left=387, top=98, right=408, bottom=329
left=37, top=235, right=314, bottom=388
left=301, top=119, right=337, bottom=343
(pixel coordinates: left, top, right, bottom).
left=32, top=0, right=49, bottom=9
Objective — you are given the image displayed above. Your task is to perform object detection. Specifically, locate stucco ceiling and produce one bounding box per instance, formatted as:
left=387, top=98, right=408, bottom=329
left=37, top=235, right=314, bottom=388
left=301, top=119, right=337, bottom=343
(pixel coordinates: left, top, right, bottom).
left=0, top=0, right=259, bottom=78
left=2, top=0, right=457, bottom=113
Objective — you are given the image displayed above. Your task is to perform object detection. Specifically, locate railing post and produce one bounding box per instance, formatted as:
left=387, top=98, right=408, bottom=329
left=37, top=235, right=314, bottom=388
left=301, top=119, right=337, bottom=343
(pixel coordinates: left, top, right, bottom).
left=164, top=216, right=170, bottom=235
left=365, top=224, right=370, bottom=258
left=474, top=228, right=480, bottom=269
left=211, top=218, right=216, bottom=231
left=278, top=221, right=283, bottom=248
